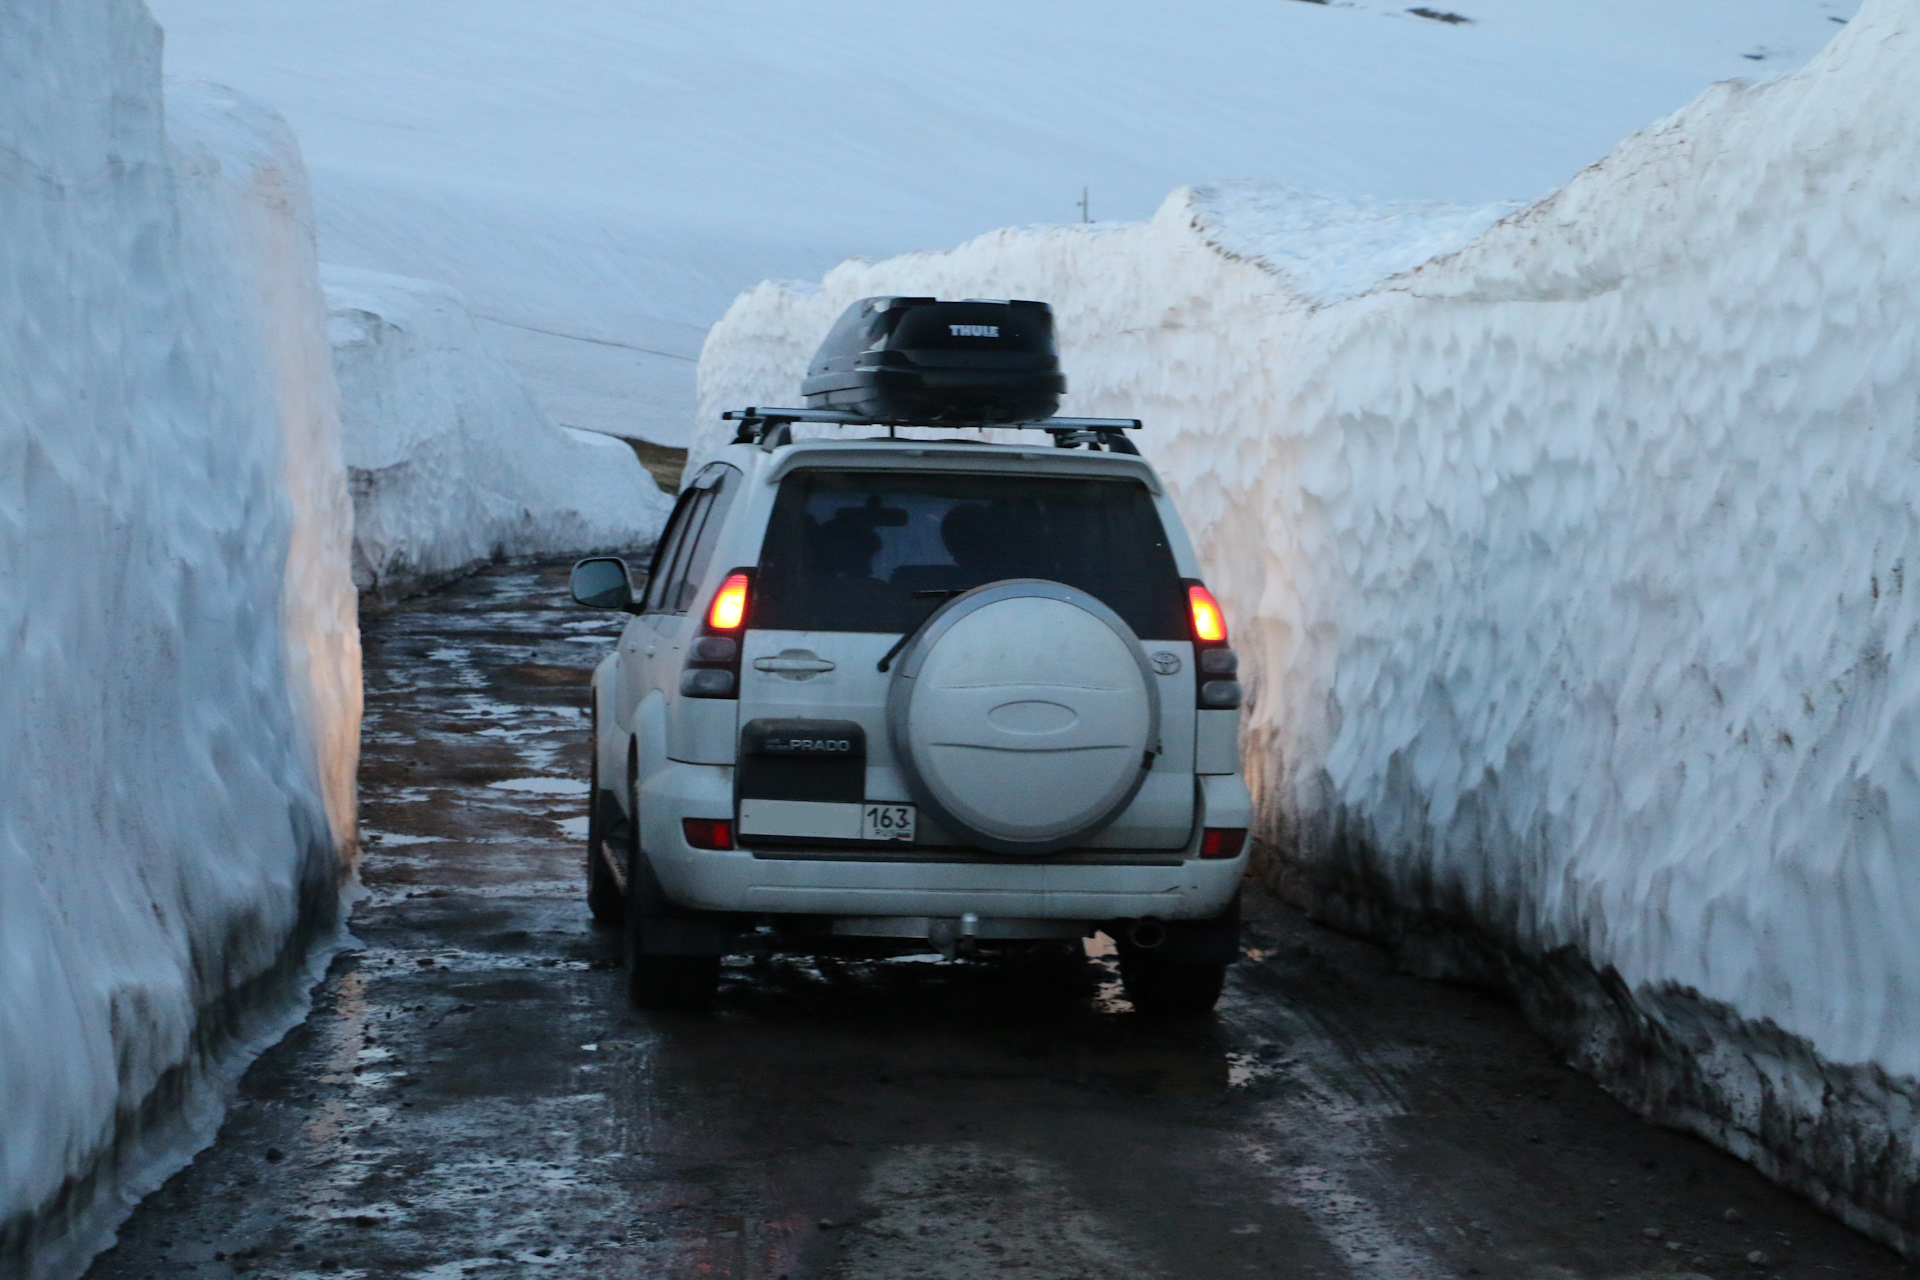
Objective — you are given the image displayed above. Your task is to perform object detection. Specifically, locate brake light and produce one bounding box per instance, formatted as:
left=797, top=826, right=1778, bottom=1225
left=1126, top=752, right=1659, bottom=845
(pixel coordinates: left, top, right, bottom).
left=682, top=818, right=734, bottom=850
left=1188, top=583, right=1227, bottom=643
left=1199, top=828, right=1247, bottom=860
left=708, top=573, right=750, bottom=630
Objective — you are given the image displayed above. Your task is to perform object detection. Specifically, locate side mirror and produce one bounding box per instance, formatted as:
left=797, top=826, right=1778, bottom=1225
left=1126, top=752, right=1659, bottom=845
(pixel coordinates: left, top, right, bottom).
left=570, top=557, right=637, bottom=612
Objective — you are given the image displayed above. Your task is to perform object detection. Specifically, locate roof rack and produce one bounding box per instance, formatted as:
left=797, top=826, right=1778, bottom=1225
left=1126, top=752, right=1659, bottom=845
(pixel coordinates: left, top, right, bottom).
left=722, top=407, right=1144, bottom=453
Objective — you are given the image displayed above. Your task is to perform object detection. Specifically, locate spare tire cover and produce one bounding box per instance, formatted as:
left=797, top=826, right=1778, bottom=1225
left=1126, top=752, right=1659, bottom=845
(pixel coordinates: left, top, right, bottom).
left=887, top=580, right=1160, bottom=855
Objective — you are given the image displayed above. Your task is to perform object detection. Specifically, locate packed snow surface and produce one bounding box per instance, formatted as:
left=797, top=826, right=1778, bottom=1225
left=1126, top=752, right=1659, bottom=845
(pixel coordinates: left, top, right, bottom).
left=696, top=0, right=1920, bottom=1248
left=147, top=0, right=1860, bottom=443
left=0, top=4, right=358, bottom=1273
left=324, top=266, right=670, bottom=595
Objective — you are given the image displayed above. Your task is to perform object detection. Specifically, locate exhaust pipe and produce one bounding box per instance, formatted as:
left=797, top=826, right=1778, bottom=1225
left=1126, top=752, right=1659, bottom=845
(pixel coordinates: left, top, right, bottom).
left=1126, top=919, right=1167, bottom=950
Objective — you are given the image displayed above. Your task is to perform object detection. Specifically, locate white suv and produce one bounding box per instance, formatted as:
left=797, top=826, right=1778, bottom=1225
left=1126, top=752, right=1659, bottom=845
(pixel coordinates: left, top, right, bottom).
left=571, top=416, right=1250, bottom=1014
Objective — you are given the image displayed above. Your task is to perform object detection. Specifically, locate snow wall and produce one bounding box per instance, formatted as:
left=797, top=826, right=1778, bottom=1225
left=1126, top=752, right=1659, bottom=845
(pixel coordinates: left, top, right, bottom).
left=693, top=0, right=1920, bottom=1252
left=0, top=4, right=360, bottom=1275
left=323, top=265, right=672, bottom=597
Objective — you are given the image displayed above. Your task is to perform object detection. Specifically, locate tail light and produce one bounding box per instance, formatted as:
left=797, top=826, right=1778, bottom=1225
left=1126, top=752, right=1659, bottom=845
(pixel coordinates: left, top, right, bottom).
left=682, top=569, right=753, bottom=699
left=1199, top=828, right=1247, bottom=860
left=708, top=572, right=751, bottom=631
left=682, top=817, right=735, bottom=850
left=1182, top=580, right=1243, bottom=709
left=1187, top=583, right=1227, bottom=643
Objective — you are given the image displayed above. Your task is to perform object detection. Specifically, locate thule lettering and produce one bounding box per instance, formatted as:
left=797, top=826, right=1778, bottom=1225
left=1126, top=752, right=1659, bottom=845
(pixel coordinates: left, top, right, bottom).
left=948, top=324, right=999, bottom=338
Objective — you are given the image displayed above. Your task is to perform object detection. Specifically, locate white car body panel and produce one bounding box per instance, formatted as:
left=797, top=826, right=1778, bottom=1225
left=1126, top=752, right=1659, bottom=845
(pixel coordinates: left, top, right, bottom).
left=590, top=435, right=1251, bottom=925
left=637, top=760, right=1248, bottom=920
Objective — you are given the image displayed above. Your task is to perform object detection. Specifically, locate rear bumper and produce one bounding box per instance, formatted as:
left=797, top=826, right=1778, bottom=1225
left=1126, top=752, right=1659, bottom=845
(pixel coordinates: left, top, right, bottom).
left=639, top=762, right=1250, bottom=921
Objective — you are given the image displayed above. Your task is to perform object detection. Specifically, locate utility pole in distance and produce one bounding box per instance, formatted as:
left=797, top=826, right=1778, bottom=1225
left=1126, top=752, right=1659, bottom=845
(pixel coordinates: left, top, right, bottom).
left=1079, top=187, right=1090, bottom=223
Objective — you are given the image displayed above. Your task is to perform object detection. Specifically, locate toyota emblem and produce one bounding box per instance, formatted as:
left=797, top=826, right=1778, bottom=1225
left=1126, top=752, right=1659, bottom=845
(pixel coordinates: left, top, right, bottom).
left=1150, top=651, right=1182, bottom=676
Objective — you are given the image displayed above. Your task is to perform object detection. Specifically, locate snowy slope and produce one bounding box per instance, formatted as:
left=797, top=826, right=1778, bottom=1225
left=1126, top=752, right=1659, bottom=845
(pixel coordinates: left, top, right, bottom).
left=324, top=267, right=671, bottom=596
left=693, top=0, right=1920, bottom=1251
left=146, top=0, right=1859, bottom=444
left=0, top=5, right=358, bottom=1272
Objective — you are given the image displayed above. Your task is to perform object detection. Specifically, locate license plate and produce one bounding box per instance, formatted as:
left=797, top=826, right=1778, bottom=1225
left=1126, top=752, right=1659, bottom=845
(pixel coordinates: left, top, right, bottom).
left=862, top=803, right=916, bottom=842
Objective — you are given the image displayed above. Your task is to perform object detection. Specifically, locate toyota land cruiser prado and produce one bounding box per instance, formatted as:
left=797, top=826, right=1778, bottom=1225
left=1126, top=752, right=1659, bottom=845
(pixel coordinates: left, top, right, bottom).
left=569, top=298, right=1251, bottom=1014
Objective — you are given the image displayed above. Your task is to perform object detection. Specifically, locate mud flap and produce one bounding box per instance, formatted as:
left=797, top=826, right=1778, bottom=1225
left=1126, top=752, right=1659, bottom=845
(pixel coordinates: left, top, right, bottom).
left=593, top=790, right=627, bottom=885
left=1151, top=894, right=1242, bottom=966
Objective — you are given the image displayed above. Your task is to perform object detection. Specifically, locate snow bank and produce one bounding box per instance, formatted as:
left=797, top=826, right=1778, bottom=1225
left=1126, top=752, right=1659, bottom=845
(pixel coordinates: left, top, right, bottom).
left=0, top=4, right=358, bottom=1274
left=694, top=0, right=1920, bottom=1250
left=323, top=265, right=671, bottom=597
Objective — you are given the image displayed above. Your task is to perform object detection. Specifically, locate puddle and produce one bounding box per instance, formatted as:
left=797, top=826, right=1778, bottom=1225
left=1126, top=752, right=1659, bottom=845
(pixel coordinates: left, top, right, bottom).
left=353, top=948, right=593, bottom=974
left=364, top=831, right=447, bottom=847
left=487, top=777, right=591, bottom=796
left=1082, top=934, right=1134, bottom=1014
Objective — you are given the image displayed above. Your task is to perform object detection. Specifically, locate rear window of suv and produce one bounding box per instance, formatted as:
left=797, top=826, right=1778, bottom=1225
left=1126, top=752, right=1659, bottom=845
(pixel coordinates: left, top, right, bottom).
left=752, top=469, right=1186, bottom=638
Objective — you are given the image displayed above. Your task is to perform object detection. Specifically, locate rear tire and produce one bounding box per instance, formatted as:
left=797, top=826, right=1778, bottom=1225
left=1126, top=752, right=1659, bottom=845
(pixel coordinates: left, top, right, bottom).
left=585, top=704, right=624, bottom=925
left=1117, top=951, right=1227, bottom=1017
left=621, top=751, right=720, bottom=1012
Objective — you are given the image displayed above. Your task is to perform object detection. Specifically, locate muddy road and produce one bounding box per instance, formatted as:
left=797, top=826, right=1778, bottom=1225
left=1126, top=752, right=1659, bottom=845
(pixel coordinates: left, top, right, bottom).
left=87, top=563, right=1913, bottom=1280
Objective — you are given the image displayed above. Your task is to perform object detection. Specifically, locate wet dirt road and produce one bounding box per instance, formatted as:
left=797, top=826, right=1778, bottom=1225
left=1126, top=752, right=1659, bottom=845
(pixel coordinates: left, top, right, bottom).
left=87, top=563, right=1914, bottom=1280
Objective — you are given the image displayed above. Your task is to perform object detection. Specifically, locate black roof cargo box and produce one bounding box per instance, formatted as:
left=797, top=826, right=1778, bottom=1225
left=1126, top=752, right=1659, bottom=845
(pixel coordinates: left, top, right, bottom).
left=801, top=297, right=1066, bottom=425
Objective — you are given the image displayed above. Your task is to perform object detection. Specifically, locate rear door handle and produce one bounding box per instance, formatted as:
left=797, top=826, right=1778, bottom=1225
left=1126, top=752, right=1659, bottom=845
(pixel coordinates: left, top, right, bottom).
left=753, top=656, right=836, bottom=674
